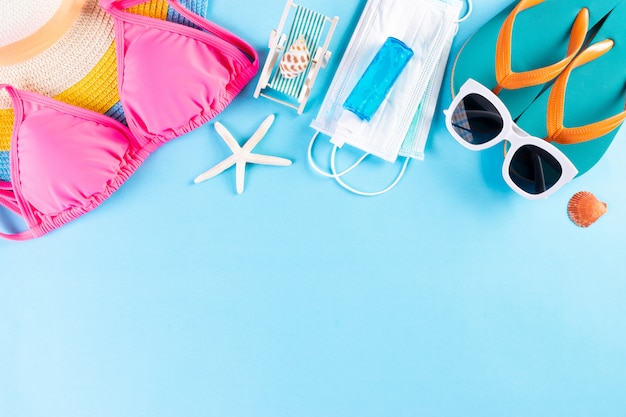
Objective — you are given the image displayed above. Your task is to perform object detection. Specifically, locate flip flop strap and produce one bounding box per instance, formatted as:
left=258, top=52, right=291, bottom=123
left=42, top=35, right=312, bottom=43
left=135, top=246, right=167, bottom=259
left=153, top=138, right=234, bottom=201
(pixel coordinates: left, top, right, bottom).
left=493, top=0, right=588, bottom=94
left=546, top=40, right=626, bottom=145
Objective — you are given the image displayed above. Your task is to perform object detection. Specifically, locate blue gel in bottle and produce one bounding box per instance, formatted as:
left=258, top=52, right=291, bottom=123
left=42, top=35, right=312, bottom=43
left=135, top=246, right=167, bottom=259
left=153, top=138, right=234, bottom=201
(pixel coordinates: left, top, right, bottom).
left=343, top=37, right=414, bottom=122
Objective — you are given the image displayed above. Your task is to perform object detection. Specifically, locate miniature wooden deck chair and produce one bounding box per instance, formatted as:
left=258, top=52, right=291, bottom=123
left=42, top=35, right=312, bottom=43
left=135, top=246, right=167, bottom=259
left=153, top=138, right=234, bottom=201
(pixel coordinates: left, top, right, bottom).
left=253, top=0, right=338, bottom=114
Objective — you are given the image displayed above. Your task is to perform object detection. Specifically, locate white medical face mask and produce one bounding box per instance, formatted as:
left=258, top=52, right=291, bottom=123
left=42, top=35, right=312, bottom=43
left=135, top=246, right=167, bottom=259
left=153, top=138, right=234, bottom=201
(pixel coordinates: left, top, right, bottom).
left=399, top=29, right=456, bottom=161
left=309, top=0, right=470, bottom=196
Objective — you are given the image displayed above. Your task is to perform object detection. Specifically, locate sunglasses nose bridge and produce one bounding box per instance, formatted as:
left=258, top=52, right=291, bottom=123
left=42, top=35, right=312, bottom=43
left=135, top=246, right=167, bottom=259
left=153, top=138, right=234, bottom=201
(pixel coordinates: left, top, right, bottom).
left=511, top=122, right=528, bottom=137
left=507, top=121, right=540, bottom=147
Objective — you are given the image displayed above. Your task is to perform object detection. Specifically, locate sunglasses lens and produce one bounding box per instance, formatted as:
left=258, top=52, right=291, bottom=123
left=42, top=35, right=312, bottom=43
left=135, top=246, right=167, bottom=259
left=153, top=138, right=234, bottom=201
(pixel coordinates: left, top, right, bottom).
left=450, top=93, right=503, bottom=145
left=509, top=144, right=563, bottom=195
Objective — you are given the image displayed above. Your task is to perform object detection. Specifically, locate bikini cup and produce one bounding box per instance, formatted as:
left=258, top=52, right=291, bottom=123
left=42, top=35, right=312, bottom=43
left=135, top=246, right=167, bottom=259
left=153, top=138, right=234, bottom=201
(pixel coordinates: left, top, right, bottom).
left=0, top=85, right=141, bottom=241
left=100, top=0, right=259, bottom=145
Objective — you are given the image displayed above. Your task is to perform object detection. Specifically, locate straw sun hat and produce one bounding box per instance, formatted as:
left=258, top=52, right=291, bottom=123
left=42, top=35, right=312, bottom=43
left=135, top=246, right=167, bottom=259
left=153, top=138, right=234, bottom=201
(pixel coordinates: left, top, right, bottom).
left=0, top=0, right=208, bottom=181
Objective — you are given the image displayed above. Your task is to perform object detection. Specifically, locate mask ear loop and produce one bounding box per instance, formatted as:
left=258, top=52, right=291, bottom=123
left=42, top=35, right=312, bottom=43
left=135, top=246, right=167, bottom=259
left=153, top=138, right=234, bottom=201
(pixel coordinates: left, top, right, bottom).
left=452, top=0, right=472, bottom=36
left=307, top=130, right=368, bottom=178
left=308, top=130, right=410, bottom=196
left=330, top=146, right=411, bottom=196
left=456, top=0, right=473, bottom=23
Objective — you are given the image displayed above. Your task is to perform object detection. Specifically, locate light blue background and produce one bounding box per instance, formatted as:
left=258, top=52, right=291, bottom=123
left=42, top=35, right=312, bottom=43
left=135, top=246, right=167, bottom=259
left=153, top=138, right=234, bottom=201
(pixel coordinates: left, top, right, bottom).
left=2, top=0, right=626, bottom=416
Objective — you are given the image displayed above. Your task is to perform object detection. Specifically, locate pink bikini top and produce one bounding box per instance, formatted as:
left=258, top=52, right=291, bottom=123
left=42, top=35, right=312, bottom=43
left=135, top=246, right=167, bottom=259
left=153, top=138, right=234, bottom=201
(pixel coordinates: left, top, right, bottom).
left=0, top=0, right=258, bottom=241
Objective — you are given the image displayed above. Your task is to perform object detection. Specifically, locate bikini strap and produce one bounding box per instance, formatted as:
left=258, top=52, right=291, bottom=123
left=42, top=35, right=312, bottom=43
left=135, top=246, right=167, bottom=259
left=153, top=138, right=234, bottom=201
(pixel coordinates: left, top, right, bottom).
left=99, top=0, right=258, bottom=63
left=0, top=230, right=35, bottom=241
left=0, top=188, right=20, bottom=215
left=166, top=0, right=257, bottom=62
left=0, top=85, right=36, bottom=241
left=0, top=186, right=35, bottom=241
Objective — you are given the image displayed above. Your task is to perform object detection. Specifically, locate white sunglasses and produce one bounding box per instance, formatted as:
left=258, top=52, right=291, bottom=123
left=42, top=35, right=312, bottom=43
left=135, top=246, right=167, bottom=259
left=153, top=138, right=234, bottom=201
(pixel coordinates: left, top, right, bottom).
left=444, top=79, right=578, bottom=200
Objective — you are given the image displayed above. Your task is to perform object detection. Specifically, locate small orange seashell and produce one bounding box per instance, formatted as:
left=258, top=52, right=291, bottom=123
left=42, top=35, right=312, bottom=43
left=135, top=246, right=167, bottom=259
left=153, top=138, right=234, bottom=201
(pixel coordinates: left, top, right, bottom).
left=567, top=191, right=607, bottom=228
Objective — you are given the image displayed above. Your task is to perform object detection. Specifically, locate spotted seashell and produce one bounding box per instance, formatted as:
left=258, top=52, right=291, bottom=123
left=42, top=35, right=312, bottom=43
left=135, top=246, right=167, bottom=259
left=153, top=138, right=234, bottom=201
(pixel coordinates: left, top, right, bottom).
left=279, top=35, right=310, bottom=79
left=567, top=191, right=607, bottom=228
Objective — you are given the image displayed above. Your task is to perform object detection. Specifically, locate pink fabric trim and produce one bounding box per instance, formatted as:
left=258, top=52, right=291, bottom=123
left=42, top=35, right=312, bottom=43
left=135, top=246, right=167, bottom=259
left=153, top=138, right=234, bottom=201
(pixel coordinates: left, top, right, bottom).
left=0, top=85, right=147, bottom=241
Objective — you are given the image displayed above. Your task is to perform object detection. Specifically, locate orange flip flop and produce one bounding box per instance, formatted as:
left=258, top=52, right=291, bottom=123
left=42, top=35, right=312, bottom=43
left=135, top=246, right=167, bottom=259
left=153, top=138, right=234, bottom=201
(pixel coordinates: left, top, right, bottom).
left=515, top=2, right=626, bottom=177
left=450, top=0, right=621, bottom=119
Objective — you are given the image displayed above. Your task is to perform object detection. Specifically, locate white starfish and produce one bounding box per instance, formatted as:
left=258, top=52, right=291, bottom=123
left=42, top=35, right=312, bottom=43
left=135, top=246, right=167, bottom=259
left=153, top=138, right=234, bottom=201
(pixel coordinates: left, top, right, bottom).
left=193, top=114, right=291, bottom=194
